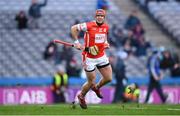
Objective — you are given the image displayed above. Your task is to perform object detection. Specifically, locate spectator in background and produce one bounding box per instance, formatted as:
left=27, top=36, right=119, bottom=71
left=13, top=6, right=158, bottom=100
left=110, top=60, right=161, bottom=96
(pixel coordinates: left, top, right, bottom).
left=110, top=25, right=125, bottom=48
left=170, top=53, right=180, bottom=77
left=132, top=24, right=145, bottom=41
left=123, top=39, right=134, bottom=56
left=110, top=51, right=128, bottom=103
left=145, top=49, right=167, bottom=103
left=66, top=56, right=82, bottom=77
left=124, top=10, right=141, bottom=31
left=160, top=49, right=180, bottom=77
left=55, top=45, right=81, bottom=77
left=43, top=41, right=57, bottom=61
left=135, top=36, right=151, bottom=57
left=58, top=45, right=74, bottom=64
left=122, top=31, right=136, bottom=56
left=15, top=10, right=28, bottom=30
left=51, top=65, right=69, bottom=103
left=96, top=0, right=109, bottom=11
left=160, top=49, right=175, bottom=69
left=28, top=0, right=48, bottom=28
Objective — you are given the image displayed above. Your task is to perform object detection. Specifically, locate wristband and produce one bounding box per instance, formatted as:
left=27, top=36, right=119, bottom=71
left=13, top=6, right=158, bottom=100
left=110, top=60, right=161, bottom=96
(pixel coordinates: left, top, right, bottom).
left=74, top=39, right=79, bottom=44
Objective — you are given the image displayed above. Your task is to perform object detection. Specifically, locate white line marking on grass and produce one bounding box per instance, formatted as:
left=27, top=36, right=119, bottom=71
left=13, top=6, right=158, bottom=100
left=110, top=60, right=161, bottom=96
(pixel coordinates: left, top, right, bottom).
left=168, top=108, right=180, bottom=111
left=127, top=107, right=147, bottom=110
left=89, top=106, right=101, bottom=108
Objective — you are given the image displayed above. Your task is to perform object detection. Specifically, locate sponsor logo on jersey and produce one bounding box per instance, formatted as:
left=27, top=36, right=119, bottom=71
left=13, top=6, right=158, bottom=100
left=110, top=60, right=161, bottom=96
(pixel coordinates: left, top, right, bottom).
left=95, top=34, right=106, bottom=43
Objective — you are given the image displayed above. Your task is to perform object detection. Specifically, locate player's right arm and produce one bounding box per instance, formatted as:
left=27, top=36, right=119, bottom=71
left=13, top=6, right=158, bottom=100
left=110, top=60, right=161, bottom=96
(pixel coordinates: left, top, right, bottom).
left=71, top=23, right=87, bottom=50
left=71, top=25, right=82, bottom=50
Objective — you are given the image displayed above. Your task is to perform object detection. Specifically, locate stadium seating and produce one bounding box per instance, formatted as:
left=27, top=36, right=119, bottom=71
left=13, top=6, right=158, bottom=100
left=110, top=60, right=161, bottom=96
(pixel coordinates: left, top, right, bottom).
left=0, top=0, right=149, bottom=81
left=136, top=0, right=180, bottom=44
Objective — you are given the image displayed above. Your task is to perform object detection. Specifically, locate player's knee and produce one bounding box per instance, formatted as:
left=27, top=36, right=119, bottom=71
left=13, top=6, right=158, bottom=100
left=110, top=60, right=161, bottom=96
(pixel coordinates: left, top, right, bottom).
left=106, top=77, right=112, bottom=83
left=87, top=80, right=94, bottom=86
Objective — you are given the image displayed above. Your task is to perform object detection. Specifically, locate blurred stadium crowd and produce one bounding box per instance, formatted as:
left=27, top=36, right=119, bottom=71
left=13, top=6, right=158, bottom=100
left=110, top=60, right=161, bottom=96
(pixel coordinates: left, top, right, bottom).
left=0, top=0, right=179, bottom=77
left=0, top=0, right=180, bottom=104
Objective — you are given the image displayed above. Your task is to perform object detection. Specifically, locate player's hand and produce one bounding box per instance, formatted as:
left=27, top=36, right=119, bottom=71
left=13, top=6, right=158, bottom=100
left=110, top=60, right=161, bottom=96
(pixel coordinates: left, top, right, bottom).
left=89, top=45, right=99, bottom=56
left=104, top=43, right=110, bottom=49
left=74, top=42, right=81, bottom=49
left=73, top=39, right=84, bottom=50
left=73, top=43, right=85, bottom=51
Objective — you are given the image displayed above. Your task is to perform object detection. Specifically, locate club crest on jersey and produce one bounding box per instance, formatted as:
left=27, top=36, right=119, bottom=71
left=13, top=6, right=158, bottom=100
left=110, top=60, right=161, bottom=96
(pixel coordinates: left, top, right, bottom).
left=99, top=28, right=106, bottom=32
left=99, top=28, right=103, bottom=32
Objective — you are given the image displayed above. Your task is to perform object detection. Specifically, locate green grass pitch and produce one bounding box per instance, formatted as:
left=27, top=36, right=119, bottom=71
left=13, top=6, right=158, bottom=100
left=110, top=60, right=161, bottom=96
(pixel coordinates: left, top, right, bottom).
left=0, top=103, right=180, bottom=115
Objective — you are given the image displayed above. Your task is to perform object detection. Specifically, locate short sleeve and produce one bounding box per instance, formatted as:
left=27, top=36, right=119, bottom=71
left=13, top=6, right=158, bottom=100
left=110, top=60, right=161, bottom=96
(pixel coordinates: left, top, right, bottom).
left=77, top=23, right=87, bottom=31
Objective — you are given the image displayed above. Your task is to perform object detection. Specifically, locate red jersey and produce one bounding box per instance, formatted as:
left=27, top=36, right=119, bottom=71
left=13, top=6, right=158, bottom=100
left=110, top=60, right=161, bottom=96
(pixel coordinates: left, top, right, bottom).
left=77, top=21, right=109, bottom=58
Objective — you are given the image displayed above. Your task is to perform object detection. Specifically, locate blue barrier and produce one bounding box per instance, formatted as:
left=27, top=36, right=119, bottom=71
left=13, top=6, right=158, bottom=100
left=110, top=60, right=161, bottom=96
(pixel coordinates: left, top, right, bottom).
left=0, top=77, right=52, bottom=86
left=0, top=76, right=180, bottom=86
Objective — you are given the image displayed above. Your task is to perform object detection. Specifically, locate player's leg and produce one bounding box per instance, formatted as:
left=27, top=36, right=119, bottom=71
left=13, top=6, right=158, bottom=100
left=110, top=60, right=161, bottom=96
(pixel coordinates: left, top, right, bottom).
left=78, top=71, right=96, bottom=109
left=78, top=57, right=96, bottom=109
left=91, top=64, right=112, bottom=99
left=80, top=70, right=96, bottom=96
left=96, top=64, right=112, bottom=88
left=91, top=55, right=112, bottom=98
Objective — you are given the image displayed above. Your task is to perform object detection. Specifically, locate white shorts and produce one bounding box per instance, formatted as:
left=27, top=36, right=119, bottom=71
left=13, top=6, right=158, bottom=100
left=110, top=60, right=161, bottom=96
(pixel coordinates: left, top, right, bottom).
left=84, top=54, right=110, bottom=72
